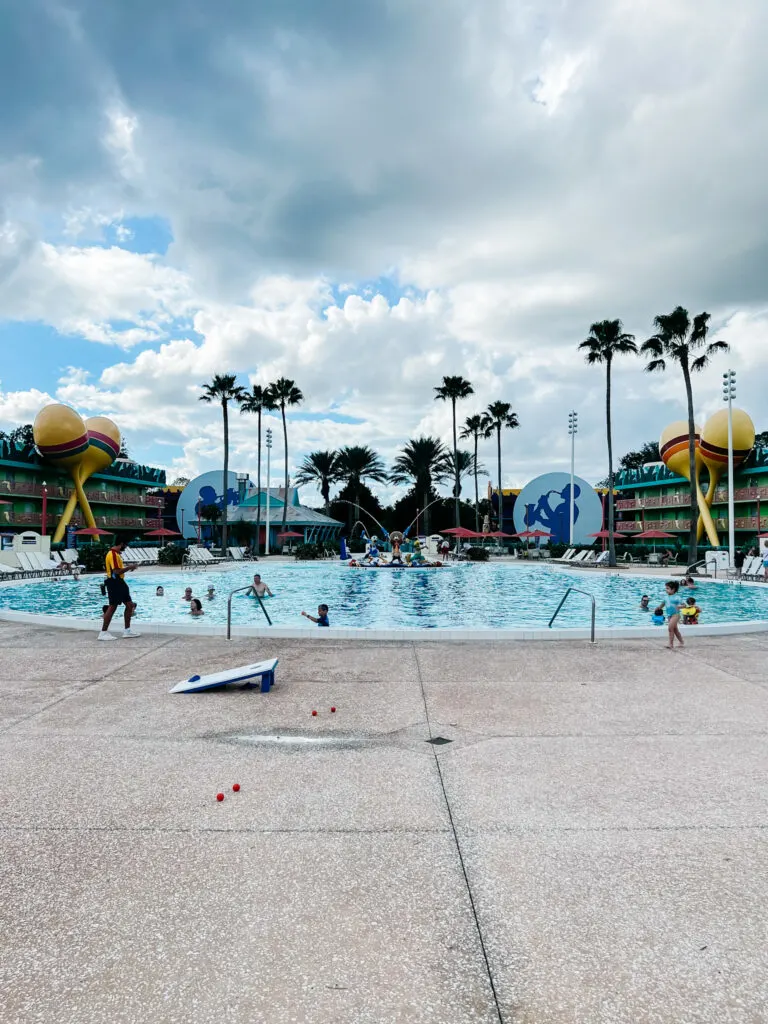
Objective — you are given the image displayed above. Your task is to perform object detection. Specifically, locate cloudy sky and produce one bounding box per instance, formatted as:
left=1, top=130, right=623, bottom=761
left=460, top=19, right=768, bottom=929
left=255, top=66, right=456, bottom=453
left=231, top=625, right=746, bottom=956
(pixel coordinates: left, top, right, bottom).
left=1, top=0, right=766, bottom=505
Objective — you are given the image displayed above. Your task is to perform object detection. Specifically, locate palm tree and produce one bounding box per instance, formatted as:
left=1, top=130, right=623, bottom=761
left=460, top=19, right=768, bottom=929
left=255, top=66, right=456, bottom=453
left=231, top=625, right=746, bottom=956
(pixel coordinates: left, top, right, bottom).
left=578, top=320, right=637, bottom=567
left=641, top=307, right=729, bottom=563
left=238, top=384, right=276, bottom=553
left=480, top=402, right=520, bottom=536
left=294, top=450, right=341, bottom=513
left=335, top=446, right=388, bottom=525
left=264, top=378, right=304, bottom=545
left=199, top=373, right=246, bottom=553
left=434, top=376, right=474, bottom=528
left=390, top=436, right=450, bottom=536
left=460, top=413, right=485, bottom=532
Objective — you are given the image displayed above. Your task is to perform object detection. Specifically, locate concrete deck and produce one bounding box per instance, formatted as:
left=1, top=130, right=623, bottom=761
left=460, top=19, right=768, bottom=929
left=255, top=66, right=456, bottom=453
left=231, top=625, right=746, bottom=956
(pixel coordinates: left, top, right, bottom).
left=1, top=622, right=767, bottom=1023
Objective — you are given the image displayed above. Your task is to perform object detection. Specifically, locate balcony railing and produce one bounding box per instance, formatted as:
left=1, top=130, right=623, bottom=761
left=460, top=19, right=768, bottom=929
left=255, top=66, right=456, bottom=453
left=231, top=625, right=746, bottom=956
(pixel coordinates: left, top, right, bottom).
left=0, top=479, right=164, bottom=506
left=616, top=486, right=768, bottom=511
left=2, top=512, right=163, bottom=530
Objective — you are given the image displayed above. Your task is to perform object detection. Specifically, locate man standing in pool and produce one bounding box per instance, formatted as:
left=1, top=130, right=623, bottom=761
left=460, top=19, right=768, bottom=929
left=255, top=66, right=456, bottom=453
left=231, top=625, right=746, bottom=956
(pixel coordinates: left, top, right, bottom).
left=247, top=573, right=273, bottom=598
left=98, top=540, right=140, bottom=640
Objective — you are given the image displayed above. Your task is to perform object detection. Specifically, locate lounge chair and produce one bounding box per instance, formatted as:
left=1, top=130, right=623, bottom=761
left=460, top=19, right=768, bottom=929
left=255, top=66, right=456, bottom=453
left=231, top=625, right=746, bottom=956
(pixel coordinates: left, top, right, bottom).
left=647, top=552, right=662, bottom=566
left=229, top=546, right=244, bottom=560
left=743, top=556, right=765, bottom=581
left=0, top=562, right=21, bottom=576
left=556, top=548, right=575, bottom=563
left=569, top=550, right=589, bottom=564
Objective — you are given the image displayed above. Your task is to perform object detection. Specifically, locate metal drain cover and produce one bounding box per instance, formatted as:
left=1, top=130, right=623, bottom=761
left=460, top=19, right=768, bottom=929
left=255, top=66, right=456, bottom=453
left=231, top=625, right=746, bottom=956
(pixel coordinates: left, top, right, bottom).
left=427, top=736, right=453, bottom=746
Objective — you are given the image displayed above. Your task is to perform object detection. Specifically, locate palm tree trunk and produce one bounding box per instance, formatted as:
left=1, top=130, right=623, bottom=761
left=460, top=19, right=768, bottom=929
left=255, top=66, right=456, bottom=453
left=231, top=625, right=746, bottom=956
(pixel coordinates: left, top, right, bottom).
left=473, top=431, right=480, bottom=533
left=280, top=403, right=289, bottom=545
left=322, top=477, right=330, bottom=515
left=423, top=488, right=430, bottom=537
left=606, top=358, right=616, bottom=568
left=221, top=399, right=229, bottom=553
left=255, top=408, right=262, bottom=553
left=496, top=426, right=503, bottom=531
left=682, top=360, right=698, bottom=565
left=452, top=397, right=460, bottom=529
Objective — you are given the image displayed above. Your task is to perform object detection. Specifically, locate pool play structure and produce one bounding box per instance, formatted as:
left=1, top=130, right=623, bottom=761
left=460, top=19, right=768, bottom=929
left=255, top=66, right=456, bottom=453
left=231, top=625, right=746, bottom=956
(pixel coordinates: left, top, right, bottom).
left=2, top=561, right=768, bottom=640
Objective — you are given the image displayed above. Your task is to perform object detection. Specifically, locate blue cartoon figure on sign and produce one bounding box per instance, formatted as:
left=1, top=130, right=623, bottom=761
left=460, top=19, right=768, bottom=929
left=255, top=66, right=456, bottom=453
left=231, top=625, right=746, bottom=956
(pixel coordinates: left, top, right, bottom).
left=524, top=483, right=580, bottom=544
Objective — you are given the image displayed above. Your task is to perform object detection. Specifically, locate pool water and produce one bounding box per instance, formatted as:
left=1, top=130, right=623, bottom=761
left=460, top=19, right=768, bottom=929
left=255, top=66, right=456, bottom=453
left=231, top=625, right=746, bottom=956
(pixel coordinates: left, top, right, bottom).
left=1, top=563, right=767, bottom=630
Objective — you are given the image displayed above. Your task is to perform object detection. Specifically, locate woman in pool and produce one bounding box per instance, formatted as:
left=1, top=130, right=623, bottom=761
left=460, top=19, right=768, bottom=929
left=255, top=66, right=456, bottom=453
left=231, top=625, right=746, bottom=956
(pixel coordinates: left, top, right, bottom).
left=189, top=598, right=204, bottom=617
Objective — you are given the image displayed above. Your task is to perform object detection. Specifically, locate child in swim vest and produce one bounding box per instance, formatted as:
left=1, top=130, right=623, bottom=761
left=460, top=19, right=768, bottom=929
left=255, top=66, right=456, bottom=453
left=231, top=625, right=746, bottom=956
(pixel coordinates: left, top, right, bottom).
left=680, top=597, right=701, bottom=624
left=650, top=605, right=665, bottom=625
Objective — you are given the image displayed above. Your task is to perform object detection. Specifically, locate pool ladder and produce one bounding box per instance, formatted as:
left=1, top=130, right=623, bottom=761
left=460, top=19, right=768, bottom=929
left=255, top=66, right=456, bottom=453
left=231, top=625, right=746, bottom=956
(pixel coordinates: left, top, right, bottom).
left=548, top=586, right=597, bottom=644
left=226, top=584, right=272, bottom=640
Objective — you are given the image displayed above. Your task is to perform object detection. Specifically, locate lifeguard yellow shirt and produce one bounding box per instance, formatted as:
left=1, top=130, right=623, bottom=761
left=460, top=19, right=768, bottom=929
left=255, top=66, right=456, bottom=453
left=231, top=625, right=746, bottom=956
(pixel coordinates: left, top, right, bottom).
left=104, top=548, right=124, bottom=579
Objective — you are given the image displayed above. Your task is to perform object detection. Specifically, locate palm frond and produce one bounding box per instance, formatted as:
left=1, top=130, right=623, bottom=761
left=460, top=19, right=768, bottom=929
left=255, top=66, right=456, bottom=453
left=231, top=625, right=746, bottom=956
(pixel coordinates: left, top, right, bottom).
left=644, top=358, right=666, bottom=373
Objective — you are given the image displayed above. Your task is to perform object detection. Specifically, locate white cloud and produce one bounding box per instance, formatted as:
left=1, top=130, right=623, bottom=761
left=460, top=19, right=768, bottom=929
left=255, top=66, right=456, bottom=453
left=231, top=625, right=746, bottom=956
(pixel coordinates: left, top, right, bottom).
left=1, top=0, right=767, bottom=500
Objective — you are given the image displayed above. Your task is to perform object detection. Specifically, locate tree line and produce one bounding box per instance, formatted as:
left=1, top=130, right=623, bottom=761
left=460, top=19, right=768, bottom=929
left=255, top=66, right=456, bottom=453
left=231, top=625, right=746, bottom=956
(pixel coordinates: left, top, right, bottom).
left=198, top=374, right=520, bottom=551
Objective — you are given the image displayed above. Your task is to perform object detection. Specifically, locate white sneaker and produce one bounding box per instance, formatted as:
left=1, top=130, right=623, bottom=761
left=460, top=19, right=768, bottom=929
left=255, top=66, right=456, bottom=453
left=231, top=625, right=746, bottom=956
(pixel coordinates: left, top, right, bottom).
left=97, top=631, right=117, bottom=641
left=122, top=628, right=141, bottom=638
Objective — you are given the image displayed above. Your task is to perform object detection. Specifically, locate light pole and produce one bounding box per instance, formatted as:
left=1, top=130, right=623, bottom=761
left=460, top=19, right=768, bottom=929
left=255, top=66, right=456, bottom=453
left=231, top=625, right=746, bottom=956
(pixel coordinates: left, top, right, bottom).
left=723, top=370, right=736, bottom=565
left=265, top=428, right=272, bottom=555
left=568, top=411, right=578, bottom=545
left=41, top=480, right=48, bottom=537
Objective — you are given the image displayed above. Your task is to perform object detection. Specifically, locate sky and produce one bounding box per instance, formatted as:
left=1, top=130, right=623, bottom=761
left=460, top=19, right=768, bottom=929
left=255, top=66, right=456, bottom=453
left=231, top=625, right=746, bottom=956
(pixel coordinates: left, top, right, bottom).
left=1, top=0, right=767, bottom=506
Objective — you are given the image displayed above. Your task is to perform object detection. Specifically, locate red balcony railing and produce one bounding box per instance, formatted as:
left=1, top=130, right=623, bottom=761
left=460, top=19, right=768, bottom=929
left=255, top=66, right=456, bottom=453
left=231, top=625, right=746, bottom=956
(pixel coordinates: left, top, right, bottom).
left=616, top=486, right=768, bottom=511
left=0, top=479, right=165, bottom=506
left=3, top=512, right=163, bottom=530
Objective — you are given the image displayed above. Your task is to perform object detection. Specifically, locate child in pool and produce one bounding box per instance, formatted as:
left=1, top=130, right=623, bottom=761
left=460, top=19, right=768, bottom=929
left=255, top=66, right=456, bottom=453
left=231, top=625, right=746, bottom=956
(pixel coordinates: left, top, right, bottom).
left=650, top=605, right=666, bottom=625
left=680, top=596, right=701, bottom=624
left=302, top=603, right=330, bottom=627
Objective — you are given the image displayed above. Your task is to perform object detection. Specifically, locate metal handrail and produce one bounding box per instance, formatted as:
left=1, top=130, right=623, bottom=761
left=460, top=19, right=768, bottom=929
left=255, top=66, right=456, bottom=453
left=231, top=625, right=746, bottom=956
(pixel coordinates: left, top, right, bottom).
left=227, top=584, right=272, bottom=639
left=548, top=586, right=597, bottom=643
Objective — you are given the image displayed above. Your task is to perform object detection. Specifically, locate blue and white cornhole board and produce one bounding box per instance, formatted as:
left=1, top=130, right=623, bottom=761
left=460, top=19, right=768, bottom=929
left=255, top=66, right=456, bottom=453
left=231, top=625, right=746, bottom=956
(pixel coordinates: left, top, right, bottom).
left=170, top=658, right=278, bottom=694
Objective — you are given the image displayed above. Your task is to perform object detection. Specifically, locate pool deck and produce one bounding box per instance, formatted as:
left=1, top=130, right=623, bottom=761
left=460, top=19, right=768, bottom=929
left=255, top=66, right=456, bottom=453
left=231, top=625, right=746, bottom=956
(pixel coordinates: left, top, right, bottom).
left=2, top=622, right=768, bottom=1023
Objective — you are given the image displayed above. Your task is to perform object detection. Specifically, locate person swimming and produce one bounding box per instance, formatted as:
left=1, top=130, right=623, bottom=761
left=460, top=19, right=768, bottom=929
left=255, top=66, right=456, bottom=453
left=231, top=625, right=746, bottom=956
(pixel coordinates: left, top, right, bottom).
left=247, top=574, right=273, bottom=598
left=680, top=596, right=701, bottom=624
left=189, top=598, right=204, bottom=617
left=639, top=595, right=650, bottom=611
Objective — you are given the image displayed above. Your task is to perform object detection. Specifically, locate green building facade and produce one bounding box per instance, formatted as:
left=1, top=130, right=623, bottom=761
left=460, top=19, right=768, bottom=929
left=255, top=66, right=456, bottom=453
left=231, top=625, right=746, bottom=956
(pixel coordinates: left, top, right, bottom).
left=0, top=435, right=166, bottom=540
left=613, top=443, right=768, bottom=547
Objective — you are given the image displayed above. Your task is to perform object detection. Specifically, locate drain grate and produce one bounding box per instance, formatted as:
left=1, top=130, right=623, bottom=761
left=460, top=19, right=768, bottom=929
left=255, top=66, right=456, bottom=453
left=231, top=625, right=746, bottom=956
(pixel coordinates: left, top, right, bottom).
left=427, top=736, right=453, bottom=746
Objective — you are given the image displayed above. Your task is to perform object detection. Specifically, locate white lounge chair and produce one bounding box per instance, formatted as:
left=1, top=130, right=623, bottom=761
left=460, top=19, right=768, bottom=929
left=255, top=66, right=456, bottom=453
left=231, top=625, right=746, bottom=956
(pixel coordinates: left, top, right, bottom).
left=229, top=546, right=244, bottom=560
left=569, top=550, right=589, bottom=564
left=0, top=562, right=21, bottom=576
left=556, top=548, right=576, bottom=562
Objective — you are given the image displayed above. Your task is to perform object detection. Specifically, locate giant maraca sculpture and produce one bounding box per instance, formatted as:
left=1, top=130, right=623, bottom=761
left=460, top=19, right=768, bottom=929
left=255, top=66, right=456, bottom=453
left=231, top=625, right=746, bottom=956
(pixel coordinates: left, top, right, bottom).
left=659, top=419, right=720, bottom=548
left=33, top=405, right=122, bottom=542
left=698, top=408, right=755, bottom=541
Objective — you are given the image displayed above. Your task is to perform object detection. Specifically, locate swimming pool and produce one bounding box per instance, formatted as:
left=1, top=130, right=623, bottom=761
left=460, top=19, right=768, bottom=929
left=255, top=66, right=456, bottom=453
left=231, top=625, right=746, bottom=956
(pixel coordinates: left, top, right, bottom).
left=1, top=562, right=767, bottom=633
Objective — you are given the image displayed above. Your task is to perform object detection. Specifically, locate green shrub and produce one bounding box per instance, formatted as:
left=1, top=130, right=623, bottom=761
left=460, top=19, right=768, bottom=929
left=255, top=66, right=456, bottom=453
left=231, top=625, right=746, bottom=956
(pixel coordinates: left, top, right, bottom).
left=75, top=543, right=110, bottom=573
left=293, top=542, right=322, bottom=560
left=158, top=544, right=185, bottom=566
left=466, top=546, right=490, bottom=561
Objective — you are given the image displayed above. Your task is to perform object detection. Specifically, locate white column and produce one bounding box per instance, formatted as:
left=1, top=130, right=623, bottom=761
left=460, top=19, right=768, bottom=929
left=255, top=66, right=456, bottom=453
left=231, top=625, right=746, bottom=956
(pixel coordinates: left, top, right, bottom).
left=723, top=371, right=736, bottom=565
left=265, top=428, right=272, bottom=556
left=568, top=411, right=578, bottom=545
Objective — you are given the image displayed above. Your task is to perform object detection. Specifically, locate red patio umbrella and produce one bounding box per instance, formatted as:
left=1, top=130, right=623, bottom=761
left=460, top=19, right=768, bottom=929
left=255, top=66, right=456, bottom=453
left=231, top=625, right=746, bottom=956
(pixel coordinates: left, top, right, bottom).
left=588, top=530, right=628, bottom=538
left=515, top=530, right=552, bottom=538
left=277, top=531, right=304, bottom=538
left=441, top=527, right=485, bottom=538
left=75, top=527, right=113, bottom=536
left=486, top=530, right=515, bottom=538
left=634, top=528, right=676, bottom=554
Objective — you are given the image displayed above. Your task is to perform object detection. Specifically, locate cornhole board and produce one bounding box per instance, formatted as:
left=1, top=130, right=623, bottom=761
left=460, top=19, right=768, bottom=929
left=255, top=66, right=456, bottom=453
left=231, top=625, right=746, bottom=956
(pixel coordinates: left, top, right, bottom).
left=170, top=658, right=278, bottom=694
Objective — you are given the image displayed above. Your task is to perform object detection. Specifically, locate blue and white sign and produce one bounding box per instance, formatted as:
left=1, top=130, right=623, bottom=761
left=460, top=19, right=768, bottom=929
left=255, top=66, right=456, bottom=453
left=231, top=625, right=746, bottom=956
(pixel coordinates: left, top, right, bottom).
left=176, top=471, right=241, bottom=539
left=513, top=472, right=603, bottom=545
